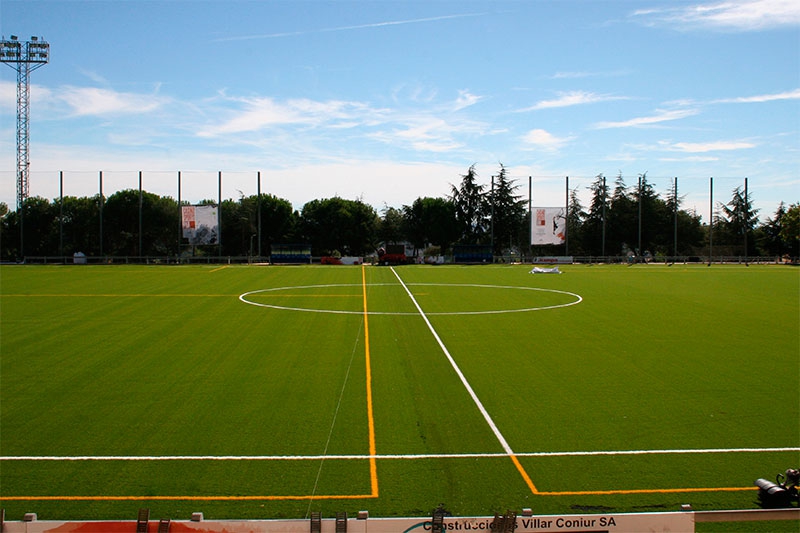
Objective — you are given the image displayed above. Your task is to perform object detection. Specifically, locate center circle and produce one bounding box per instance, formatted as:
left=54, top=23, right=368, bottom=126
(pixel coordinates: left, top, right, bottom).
left=239, top=283, right=582, bottom=315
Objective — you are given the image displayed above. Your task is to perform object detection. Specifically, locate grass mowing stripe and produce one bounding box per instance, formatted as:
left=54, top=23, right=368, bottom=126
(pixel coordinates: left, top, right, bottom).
left=389, top=266, right=539, bottom=494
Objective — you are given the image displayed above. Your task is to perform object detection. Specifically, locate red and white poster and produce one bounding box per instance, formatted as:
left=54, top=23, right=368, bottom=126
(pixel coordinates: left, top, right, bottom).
left=531, top=207, right=566, bottom=245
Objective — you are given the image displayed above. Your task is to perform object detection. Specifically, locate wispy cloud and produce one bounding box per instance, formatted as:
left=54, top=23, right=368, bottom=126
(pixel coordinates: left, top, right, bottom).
left=197, top=90, right=486, bottom=154
left=369, top=115, right=484, bottom=153
left=669, top=140, right=757, bottom=152
left=78, top=68, right=110, bottom=85
left=518, top=91, right=627, bottom=112
left=58, top=86, right=167, bottom=117
left=593, top=108, right=699, bottom=129
left=213, top=13, right=486, bottom=42
left=1, top=81, right=168, bottom=119
left=548, top=70, right=630, bottom=80
left=453, top=90, right=484, bottom=111
left=658, top=155, right=720, bottom=162
left=197, top=95, right=378, bottom=137
left=632, top=0, right=800, bottom=31
left=712, top=88, right=800, bottom=103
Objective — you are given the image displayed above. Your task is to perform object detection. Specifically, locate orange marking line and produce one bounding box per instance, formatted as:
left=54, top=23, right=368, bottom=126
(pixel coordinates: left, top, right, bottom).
left=510, top=454, right=539, bottom=494
left=257, top=294, right=361, bottom=298
left=0, top=494, right=377, bottom=501
left=1, top=294, right=233, bottom=297
left=1, top=486, right=757, bottom=502
left=537, top=486, right=757, bottom=496
left=362, top=264, right=380, bottom=496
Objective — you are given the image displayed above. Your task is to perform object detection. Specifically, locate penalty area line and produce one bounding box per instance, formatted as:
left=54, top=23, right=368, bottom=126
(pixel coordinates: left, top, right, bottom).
left=0, top=493, right=378, bottom=502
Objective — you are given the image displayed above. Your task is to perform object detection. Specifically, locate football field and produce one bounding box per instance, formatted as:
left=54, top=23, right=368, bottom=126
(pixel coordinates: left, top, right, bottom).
left=1, top=263, right=798, bottom=521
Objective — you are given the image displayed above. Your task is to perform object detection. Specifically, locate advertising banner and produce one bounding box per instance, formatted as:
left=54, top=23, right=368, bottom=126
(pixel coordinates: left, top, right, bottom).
left=532, top=207, right=566, bottom=245
left=4, top=512, right=696, bottom=533
left=182, top=205, right=219, bottom=245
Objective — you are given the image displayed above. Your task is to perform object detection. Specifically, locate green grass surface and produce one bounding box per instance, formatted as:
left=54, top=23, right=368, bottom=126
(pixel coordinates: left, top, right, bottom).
left=1, top=263, right=798, bottom=522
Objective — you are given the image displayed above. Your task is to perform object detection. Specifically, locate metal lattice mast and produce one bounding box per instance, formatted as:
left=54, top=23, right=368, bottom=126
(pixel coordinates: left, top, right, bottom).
left=1, top=35, right=49, bottom=209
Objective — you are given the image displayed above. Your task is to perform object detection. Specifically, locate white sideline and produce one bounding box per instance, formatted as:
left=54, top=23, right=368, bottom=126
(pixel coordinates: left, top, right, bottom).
left=2, top=447, right=797, bottom=461
left=389, top=266, right=517, bottom=456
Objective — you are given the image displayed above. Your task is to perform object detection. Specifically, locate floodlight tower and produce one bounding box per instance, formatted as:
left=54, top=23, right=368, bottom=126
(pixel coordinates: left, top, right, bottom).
left=1, top=35, right=50, bottom=209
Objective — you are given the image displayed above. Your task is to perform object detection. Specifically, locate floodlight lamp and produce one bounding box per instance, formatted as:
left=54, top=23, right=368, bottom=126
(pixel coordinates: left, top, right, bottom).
left=31, top=36, right=38, bottom=41
left=10, top=35, right=18, bottom=40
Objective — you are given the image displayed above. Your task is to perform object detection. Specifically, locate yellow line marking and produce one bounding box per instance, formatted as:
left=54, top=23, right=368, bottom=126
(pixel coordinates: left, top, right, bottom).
left=256, top=294, right=361, bottom=298
left=362, top=264, right=379, bottom=497
left=0, top=494, right=377, bottom=501
left=510, top=454, right=539, bottom=493
left=1, top=294, right=232, bottom=297
left=209, top=265, right=229, bottom=273
left=537, top=486, right=757, bottom=496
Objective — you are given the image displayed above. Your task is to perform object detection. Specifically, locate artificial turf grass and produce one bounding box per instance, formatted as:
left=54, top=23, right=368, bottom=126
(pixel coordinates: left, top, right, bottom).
left=1, top=263, right=797, bottom=520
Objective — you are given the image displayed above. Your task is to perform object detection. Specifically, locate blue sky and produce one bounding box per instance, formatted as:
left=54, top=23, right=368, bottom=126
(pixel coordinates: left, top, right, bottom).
left=1, top=0, right=798, bottom=221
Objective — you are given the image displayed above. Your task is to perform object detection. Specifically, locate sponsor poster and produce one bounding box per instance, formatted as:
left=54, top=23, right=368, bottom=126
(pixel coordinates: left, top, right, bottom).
left=182, top=205, right=219, bottom=245
left=532, top=207, right=566, bottom=245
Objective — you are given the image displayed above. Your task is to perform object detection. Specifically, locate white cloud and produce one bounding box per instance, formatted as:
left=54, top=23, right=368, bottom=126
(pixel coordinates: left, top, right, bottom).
left=712, top=88, right=800, bottom=103
left=49, top=85, right=167, bottom=116
left=197, top=95, right=378, bottom=137
left=213, top=13, right=486, bottom=42
left=521, top=129, right=572, bottom=150
left=369, top=116, right=467, bottom=153
left=453, top=90, right=484, bottom=111
left=1, top=81, right=169, bottom=121
left=58, top=86, right=166, bottom=117
left=0, top=80, right=15, bottom=111
left=518, top=91, right=627, bottom=112
left=593, top=108, right=699, bottom=129
left=632, top=0, right=800, bottom=31
left=659, top=156, right=720, bottom=162
left=671, top=140, right=756, bottom=152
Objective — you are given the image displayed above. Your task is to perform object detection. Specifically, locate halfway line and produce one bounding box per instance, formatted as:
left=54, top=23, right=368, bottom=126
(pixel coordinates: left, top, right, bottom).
left=389, top=267, right=538, bottom=494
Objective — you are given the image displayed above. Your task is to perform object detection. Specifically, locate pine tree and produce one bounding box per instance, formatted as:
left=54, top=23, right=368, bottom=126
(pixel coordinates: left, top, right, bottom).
left=449, top=164, right=488, bottom=244
left=489, top=164, right=527, bottom=254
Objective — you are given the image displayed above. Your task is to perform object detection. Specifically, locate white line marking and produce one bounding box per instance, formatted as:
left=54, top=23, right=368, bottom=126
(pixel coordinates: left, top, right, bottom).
left=239, top=283, right=582, bottom=315
left=389, top=267, right=516, bottom=456
left=3, top=448, right=796, bottom=461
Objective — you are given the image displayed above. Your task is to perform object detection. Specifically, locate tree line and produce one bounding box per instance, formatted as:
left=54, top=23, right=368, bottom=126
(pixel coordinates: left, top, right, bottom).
left=1, top=165, right=797, bottom=261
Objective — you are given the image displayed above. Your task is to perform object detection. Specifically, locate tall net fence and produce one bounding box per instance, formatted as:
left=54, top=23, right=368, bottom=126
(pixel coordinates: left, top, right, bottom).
left=0, top=171, right=766, bottom=222
left=0, top=170, right=790, bottom=264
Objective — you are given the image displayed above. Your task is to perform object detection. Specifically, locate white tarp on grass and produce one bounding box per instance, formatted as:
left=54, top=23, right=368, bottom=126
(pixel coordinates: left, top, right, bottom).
left=530, top=266, right=561, bottom=274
